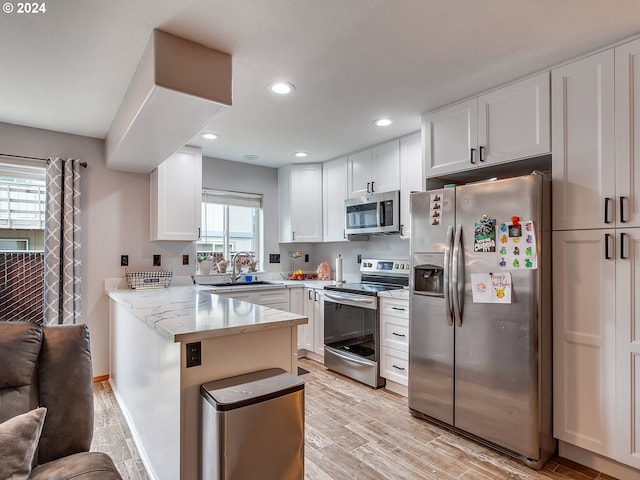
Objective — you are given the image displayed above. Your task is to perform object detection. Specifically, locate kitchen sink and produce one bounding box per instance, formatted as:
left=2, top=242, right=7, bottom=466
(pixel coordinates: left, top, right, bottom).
left=202, top=281, right=285, bottom=288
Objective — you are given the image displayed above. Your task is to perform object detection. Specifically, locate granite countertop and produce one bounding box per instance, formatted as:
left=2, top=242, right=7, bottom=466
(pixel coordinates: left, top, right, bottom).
left=106, top=285, right=308, bottom=343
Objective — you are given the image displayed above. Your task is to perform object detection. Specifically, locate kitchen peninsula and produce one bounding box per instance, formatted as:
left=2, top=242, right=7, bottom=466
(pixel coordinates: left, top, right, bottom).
left=106, top=284, right=308, bottom=480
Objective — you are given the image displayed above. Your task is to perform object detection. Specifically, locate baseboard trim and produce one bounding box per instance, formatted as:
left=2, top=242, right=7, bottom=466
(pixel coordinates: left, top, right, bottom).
left=93, top=374, right=109, bottom=383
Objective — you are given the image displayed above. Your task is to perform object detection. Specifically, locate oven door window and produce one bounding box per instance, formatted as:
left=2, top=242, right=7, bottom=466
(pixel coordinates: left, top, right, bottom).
left=324, top=301, right=377, bottom=360
left=346, top=202, right=378, bottom=230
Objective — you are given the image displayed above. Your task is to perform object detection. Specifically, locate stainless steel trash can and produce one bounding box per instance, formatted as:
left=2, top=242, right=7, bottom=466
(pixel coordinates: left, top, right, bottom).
left=201, top=368, right=304, bottom=480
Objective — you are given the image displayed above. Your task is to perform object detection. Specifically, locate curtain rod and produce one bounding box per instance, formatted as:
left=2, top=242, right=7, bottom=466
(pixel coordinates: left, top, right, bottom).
left=0, top=153, right=87, bottom=168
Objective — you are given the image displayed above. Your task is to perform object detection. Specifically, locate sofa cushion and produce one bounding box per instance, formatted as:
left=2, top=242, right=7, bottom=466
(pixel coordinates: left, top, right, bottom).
left=38, top=324, right=94, bottom=465
left=0, top=407, right=47, bottom=480
left=29, top=451, right=122, bottom=480
left=0, top=322, right=42, bottom=424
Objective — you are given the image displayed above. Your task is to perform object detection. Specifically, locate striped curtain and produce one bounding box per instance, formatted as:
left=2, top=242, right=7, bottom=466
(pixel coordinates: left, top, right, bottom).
left=43, top=157, right=82, bottom=325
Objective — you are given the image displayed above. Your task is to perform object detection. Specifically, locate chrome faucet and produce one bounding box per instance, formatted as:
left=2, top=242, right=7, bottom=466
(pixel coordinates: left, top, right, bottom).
left=231, top=251, right=253, bottom=282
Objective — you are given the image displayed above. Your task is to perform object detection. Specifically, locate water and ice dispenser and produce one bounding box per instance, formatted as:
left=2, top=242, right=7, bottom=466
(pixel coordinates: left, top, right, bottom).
left=413, top=253, right=444, bottom=296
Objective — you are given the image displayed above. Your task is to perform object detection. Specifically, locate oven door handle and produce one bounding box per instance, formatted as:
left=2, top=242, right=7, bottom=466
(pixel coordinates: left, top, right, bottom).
left=323, top=292, right=376, bottom=305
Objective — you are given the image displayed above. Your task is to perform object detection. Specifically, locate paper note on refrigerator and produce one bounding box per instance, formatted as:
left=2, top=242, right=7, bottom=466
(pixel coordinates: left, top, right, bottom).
left=471, top=273, right=512, bottom=304
left=497, top=220, right=537, bottom=270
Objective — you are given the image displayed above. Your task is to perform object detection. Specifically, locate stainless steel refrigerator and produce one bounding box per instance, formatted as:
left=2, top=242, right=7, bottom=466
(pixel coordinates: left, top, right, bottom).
left=408, top=173, right=556, bottom=469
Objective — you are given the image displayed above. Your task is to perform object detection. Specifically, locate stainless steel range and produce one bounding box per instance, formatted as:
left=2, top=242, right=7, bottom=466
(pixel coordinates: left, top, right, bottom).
left=323, top=258, right=409, bottom=388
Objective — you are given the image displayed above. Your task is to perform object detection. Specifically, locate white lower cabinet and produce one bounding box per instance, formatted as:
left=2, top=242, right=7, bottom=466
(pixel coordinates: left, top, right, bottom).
left=552, top=230, right=616, bottom=457
left=302, top=287, right=324, bottom=359
left=215, top=288, right=290, bottom=311
left=379, top=296, right=409, bottom=394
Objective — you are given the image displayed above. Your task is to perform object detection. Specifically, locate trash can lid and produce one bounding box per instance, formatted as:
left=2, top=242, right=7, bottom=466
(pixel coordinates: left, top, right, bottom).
left=200, top=368, right=304, bottom=411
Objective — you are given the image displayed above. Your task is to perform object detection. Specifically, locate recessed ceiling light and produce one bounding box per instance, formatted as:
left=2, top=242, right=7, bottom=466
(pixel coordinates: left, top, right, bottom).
left=243, top=154, right=260, bottom=161
left=374, top=118, right=392, bottom=127
left=201, top=132, right=219, bottom=140
left=269, top=82, right=295, bottom=95
left=294, top=152, right=308, bottom=158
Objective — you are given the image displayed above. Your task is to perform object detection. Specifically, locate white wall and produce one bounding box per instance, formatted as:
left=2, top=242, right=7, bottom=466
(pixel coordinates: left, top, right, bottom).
left=0, top=122, right=194, bottom=376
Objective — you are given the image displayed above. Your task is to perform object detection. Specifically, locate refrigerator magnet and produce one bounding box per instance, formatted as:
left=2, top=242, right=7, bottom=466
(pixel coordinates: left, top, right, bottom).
left=473, top=217, right=496, bottom=252
left=498, top=220, right=538, bottom=270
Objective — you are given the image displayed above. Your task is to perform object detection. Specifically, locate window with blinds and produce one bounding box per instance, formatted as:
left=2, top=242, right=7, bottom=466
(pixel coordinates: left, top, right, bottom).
left=197, top=189, right=262, bottom=264
left=0, top=163, right=46, bottom=251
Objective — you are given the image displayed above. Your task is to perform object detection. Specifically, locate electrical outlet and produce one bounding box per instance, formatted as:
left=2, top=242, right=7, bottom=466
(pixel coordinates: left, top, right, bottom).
left=269, top=254, right=280, bottom=263
left=120, top=255, right=129, bottom=267
left=357, top=254, right=362, bottom=264
left=182, top=255, right=189, bottom=265
left=153, top=255, right=161, bottom=267
left=304, top=254, right=309, bottom=262
left=186, top=342, right=201, bottom=368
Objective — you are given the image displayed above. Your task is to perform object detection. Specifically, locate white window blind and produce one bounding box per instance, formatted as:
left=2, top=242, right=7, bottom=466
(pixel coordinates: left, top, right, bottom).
left=0, top=163, right=46, bottom=230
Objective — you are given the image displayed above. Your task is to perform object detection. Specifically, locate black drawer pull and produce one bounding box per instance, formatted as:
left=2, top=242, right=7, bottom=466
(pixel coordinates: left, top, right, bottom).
left=392, top=365, right=406, bottom=371
left=392, top=332, right=406, bottom=337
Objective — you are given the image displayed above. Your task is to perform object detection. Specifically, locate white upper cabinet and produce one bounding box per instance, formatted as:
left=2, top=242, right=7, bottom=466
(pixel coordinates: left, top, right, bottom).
left=400, top=132, right=423, bottom=239
left=347, top=139, right=400, bottom=197
left=278, top=164, right=323, bottom=243
left=424, top=72, right=550, bottom=177
left=423, top=99, right=478, bottom=177
left=615, top=39, right=640, bottom=229
left=323, top=156, right=348, bottom=242
left=150, top=146, right=202, bottom=241
left=552, top=50, right=615, bottom=231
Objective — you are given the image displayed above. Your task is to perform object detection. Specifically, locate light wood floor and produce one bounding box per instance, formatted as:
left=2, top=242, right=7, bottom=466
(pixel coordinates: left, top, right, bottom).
left=92, top=358, right=614, bottom=480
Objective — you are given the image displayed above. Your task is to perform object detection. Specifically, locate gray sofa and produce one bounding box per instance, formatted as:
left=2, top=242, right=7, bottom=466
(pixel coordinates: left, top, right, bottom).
left=0, top=321, right=122, bottom=479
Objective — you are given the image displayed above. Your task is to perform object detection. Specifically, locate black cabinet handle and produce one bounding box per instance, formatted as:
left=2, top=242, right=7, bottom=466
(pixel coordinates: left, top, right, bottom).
left=604, top=198, right=613, bottom=224
left=367, top=182, right=371, bottom=193
left=391, top=307, right=406, bottom=311
left=621, top=232, right=629, bottom=260
left=479, top=146, right=485, bottom=162
left=470, top=148, right=476, bottom=165
left=392, top=365, right=406, bottom=371
left=605, top=233, right=612, bottom=259
left=308, top=290, right=312, bottom=300
left=620, top=196, right=628, bottom=223
left=371, top=181, right=375, bottom=193
left=392, top=332, right=406, bottom=337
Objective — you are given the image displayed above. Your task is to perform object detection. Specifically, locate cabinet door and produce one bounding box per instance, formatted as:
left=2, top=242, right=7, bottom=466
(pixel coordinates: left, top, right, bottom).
left=477, top=72, right=550, bottom=166
left=313, top=290, right=324, bottom=356
left=552, top=50, right=615, bottom=230
left=615, top=228, right=640, bottom=468
left=347, top=149, right=373, bottom=197
left=400, top=132, right=423, bottom=239
left=616, top=39, right=640, bottom=228
left=289, top=287, right=304, bottom=315
left=300, top=288, right=315, bottom=352
left=323, top=157, right=348, bottom=242
left=290, top=164, right=323, bottom=242
left=423, top=99, right=477, bottom=177
left=371, top=139, right=400, bottom=193
left=150, top=146, right=202, bottom=241
left=553, top=230, right=616, bottom=456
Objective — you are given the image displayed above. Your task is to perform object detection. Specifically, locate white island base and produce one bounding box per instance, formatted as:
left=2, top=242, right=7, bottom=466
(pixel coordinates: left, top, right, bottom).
left=107, top=286, right=307, bottom=480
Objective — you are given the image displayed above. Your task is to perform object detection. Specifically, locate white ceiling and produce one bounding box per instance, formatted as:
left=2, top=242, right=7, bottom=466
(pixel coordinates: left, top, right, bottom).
left=2, top=0, right=640, bottom=168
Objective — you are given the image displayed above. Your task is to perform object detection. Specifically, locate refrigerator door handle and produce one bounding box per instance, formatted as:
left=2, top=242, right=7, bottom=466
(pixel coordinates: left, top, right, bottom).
left=452, top=224, right=464, bottom=327
left=443, top=225, right=454, bottom=326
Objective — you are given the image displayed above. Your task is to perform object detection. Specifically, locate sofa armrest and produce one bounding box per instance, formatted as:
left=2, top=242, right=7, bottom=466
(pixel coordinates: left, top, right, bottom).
left=38, top=324, right=94, bottom=464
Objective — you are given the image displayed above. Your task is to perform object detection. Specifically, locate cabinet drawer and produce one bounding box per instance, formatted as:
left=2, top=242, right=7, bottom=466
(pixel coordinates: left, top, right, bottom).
left=380, top=315, right=409, bottom=352
left=265, top=301, right=290, bottom=312
left=380, top=348, right=409, bottom=386
left=218, top=291, right=254, bottom=302
left=254, top=289, right=289, bottom=305
left=380, top=298, right=409, bottom=319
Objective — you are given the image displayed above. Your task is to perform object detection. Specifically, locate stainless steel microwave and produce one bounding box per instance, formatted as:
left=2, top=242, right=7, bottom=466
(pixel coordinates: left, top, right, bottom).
left=345, top=190, right=400, bottom=235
